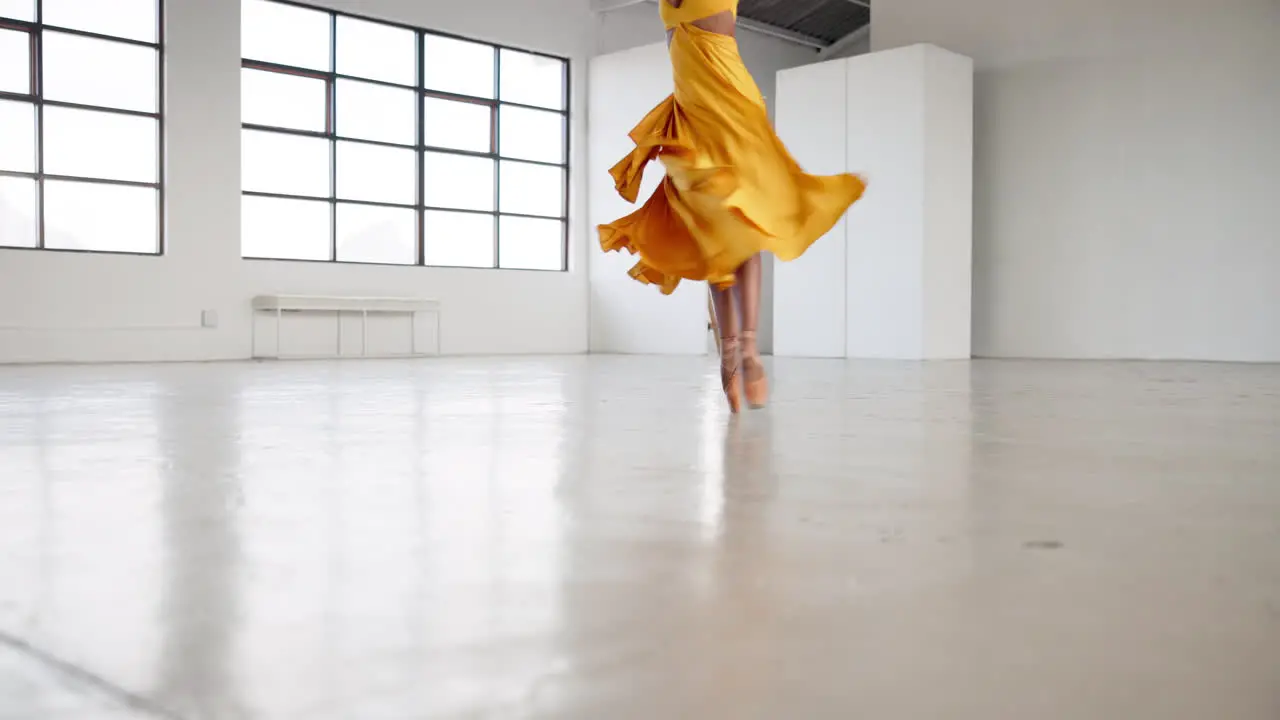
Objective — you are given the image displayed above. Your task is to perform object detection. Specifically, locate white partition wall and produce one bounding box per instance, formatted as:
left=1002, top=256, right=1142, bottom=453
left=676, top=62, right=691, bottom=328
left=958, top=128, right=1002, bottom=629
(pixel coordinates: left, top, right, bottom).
left=775, top=44, right=974, bottom=360
left=588, top=42, right=708, bottom=355
left=919, top=47, right=975, bottom=359
left=774, top=60, right=851, bottom=358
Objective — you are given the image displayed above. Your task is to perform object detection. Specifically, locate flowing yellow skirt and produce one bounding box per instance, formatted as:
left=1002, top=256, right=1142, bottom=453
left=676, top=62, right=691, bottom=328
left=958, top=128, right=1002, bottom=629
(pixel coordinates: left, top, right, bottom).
left=598, top=24, right=866, bottom=294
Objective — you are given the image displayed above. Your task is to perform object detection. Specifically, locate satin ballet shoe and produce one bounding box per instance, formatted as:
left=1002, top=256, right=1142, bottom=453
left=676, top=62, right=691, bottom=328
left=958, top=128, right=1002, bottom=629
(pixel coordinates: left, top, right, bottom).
left=719, top=335, right=742, bottom=414
left=741, top=330, right=768, bottom=409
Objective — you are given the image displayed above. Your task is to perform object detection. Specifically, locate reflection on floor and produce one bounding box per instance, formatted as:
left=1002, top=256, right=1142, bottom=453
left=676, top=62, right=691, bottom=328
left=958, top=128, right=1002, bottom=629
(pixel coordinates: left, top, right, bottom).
left=0, top=356, right=1278, bottom=719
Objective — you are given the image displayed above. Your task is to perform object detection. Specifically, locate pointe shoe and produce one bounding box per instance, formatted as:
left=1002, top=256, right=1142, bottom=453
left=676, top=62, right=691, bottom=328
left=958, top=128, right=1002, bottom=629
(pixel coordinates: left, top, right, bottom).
left=719, top=335, right=743, bottom=414
left=742, top=330, right=769, bottom=409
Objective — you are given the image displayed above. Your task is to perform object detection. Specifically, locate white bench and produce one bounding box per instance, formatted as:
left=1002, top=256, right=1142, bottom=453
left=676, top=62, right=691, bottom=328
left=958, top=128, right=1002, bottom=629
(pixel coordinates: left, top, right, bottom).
left=252, top=295, right=441, bottom=359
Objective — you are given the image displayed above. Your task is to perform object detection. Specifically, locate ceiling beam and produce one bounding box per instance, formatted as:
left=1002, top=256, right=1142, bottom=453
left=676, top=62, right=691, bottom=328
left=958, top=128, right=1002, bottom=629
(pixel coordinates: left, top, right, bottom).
left=736, top=16, right=826, bottom=49
left=592, top=0, right=827, bottom=50
left=590, top=0, right=647, bottom=12
left=816, top=23, right=869, bottom=59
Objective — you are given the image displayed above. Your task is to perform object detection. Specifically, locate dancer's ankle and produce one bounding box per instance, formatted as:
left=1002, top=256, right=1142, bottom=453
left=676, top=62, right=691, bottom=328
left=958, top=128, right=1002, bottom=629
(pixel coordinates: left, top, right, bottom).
left=741, top=330, right=759, bottom=360
left=719, top=335, right=740, bottom=366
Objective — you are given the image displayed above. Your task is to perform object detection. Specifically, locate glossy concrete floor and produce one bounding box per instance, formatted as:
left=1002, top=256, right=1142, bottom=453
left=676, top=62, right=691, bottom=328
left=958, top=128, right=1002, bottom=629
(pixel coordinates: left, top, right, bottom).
left=0, top=356, right=1278, bottom=720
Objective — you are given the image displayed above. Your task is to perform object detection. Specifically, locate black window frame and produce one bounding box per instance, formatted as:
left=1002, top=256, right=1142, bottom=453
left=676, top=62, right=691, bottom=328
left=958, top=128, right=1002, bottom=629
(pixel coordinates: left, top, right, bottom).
left=0, top=0, right=166, bottom=256
left=240, top=0, right=571, bottom=272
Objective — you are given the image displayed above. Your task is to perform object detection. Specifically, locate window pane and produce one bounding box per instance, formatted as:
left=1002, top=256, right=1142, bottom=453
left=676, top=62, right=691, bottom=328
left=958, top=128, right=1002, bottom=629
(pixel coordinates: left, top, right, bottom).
left=43, top=106, right=158, bottom=183
left=423, top=96, right=491, bottom=153
left=423, top=35, right=493, bottom=98
left=335, top=141, right=415, bottom=205
left=242, top=195, right=330, bottom=260
left=499, top=216, right=564, bottom=271
left=499, top=161, right=564, bottom=217
left=337, top=204, right=416, bottom=265
left=43, top=0, right=158, bottom=43
left=0, top=177, right=38, bottom=248
left=0, top=28, right=30, bottom=95
left=423, top=210, right=493, bottom=268
left=242, top=130, right=330, bottom=197
left=242, top=0, right=331, bottom=71
left=423, top=152, right=493, bottom=212
left=335, top=79, right=415, bottom=144
left=242, top=68, right=327, bottom=132
left=44, top=181, right=158, bottom=253
left=42, top=32, right=158, bottom=113
left=0, top=0, right=34, bottom=22
left=0, top=100, right=36, bottom=173
left=499, top=105, right=565, bottom=164
left=336, top=16, right=415, bottom=86
left=499, top=49, right=565, bottom=110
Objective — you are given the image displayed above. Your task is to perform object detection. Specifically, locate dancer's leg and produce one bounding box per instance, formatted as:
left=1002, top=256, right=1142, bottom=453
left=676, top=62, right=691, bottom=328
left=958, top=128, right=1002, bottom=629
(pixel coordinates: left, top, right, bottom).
left=734, top=253, right=762, bottom=354
left=733, top=253, right=768, bottom=408
left=709, top=283, right=742, bottom=413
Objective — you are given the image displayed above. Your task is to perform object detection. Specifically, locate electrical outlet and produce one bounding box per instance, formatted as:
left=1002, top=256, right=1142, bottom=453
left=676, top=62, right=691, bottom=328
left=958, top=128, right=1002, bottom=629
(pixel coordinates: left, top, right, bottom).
left=201, top=310, right=218, bottom=328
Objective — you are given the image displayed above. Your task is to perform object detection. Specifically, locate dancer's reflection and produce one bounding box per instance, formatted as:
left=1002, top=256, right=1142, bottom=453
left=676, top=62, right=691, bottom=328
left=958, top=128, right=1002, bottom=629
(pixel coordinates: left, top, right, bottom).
left=721, top=416, right=778, bottom=503
left=696, top=415, right=780, bottom=713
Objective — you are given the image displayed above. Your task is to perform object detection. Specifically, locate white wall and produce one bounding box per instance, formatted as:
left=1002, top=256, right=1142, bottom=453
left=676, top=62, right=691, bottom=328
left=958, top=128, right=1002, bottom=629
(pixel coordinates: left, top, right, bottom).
left=588, top=42, right=708, bottom=354
left=874, top=0, right=1280, bottom=361
left=592, top=1, right=820, bottom=355
left=0, top=0, right=593, bottom=363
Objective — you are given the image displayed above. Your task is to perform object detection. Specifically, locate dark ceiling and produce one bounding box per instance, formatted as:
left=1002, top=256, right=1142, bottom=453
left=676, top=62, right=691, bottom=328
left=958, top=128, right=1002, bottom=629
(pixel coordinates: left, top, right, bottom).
left=737, top=0, right=870, bottom=46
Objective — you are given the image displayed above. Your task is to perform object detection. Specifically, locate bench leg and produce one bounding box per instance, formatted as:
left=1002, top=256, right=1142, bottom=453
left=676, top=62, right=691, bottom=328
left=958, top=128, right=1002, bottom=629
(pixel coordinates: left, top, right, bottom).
left=361, top=310, right=368, bottom=357
left=410, top=311, right=417, bottom=356
left=336, top=310, right=342, bottom=358
left=276, top=307, right=282, bottom=359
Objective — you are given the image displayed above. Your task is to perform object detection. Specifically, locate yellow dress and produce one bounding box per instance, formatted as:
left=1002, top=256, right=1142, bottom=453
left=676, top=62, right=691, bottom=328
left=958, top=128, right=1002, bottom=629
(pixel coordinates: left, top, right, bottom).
left=598, top=0, right=866, bottom=294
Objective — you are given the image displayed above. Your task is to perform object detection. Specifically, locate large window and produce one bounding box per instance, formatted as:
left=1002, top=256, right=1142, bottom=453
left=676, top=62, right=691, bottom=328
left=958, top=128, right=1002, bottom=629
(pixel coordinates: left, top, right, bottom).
left=240, top=0, right=570, bottom=271
left=0, top=0, right=163, bottom=254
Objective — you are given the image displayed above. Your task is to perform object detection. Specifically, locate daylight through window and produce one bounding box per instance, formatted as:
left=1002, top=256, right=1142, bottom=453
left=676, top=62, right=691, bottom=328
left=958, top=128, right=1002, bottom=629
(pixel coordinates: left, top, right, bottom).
left=240, top=0, right=570, bottom=270
left=0, top=0, right=163, bottom=254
